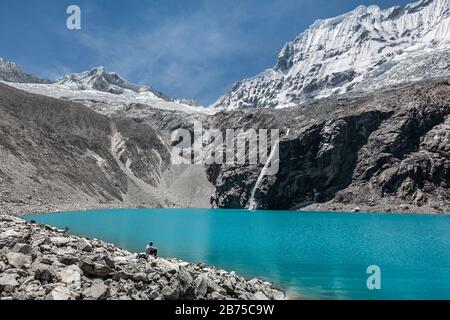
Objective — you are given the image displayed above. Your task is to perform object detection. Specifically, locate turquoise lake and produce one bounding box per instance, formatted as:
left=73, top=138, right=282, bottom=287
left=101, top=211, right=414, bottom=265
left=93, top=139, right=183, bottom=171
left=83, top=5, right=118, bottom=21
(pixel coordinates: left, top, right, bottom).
left=24, top=209, right=450, bottom=300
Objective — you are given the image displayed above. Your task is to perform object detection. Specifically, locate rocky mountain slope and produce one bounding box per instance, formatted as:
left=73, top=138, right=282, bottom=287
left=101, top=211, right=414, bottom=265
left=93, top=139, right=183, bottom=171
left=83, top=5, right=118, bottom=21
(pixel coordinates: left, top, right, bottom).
left=0, top=82, right=214, bottom=215
left=213, top=0, right=450, bottom=110
left=0, top=215, right=286, bottom=300
left=207, top=80, right=450, bottom=213
left=0, top=58, right=50, bottom=84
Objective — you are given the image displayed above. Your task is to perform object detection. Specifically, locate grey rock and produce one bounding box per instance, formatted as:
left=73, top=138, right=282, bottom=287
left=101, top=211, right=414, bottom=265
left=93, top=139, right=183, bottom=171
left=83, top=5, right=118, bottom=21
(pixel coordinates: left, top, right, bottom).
left=83, top=283, right=109, bottom=300
left=46, top=286, right=73, bottom=300
left=50, top=237, right=70, bottom=246
left=0, top=274, right=20, bottom=292
left=254, top=291, right=269, bottom=300
left=58, top=265, right=81, bottom=285
left=34, top=264, right=56, bottom=282
left=78, top=239, right=93, bottom=252
left=81, top=261, right=112, bottom=278
left=6, top=252, right=32, bottom=268
left=12, top=243, right=33, bottom=255
left=161, top=286, right=179, bottom=300
left=195, top=274, right=208, bottom=298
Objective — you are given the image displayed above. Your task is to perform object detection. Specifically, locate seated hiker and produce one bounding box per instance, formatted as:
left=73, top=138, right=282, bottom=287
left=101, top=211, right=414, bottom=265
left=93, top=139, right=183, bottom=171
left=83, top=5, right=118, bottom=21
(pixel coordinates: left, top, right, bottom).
left=145, top=242, right=158, bottom=257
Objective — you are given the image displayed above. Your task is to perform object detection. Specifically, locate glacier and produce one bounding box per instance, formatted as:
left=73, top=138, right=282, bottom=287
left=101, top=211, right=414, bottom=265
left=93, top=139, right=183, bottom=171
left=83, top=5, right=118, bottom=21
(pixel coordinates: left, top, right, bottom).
left=213, top=0, right=450, bottom=110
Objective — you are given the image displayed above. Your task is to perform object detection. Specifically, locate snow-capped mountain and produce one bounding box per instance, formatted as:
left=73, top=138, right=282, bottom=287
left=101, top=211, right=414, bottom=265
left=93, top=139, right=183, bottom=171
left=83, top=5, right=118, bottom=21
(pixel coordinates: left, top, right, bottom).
left=1, top=62, right=206, bottom=113
left=0, top=58, right=51, bottom=84
left=57, top=66, right=172, bottom=100
left=213, top=0, right=450, bottom=110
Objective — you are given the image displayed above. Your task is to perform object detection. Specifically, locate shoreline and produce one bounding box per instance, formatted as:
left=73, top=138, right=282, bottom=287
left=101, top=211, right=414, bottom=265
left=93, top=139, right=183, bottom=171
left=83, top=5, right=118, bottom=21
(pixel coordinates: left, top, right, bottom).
left=12, top=204, right=450, bottom=218
left=0, top=215, right=288, bottom=300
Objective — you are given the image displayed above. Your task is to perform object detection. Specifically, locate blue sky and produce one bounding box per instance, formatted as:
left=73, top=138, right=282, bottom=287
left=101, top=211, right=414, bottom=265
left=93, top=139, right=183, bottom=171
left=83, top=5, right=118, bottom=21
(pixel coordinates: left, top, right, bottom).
left=0, top=0, right=412, bottom=105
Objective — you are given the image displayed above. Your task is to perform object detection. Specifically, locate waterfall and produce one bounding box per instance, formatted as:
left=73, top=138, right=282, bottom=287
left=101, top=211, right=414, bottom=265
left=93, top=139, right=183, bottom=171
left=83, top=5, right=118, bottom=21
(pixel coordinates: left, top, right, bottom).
left=248, top=139, right=279, bottom=210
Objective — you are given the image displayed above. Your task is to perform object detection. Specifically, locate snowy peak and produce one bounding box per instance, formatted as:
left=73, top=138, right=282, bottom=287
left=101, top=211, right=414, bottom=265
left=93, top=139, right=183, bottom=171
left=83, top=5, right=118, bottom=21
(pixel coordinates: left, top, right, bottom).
left=214, top=0, right=450, bottom=110
left=57, top=66, right=171, bottom=101
left=2, top=61, right=207, bottom=114
left=0, top=58, right=51, bottom=84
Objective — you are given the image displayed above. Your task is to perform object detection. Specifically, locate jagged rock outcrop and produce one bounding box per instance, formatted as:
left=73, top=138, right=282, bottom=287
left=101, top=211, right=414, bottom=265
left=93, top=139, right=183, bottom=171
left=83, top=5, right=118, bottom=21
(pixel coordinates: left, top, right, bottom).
left=208, top=80, right=450, bottom=213
left=0, top=215, right=286, bottom=300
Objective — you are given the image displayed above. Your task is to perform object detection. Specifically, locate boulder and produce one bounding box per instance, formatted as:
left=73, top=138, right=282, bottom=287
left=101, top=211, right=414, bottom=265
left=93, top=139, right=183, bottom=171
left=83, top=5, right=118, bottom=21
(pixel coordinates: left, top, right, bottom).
left=254, top=291, right=269, bottom=300
left=6, top=252, right=32, bottom=268
left=59, top=255, right=77, bottom=266
left=157, top=260, right=179, bottom=275
left=161, top=285, right=179, bottom=300
left=210, top=291, right=226, bottom=300
left=112, top=270, right=133, bottom=281
left=81, top=261, right=112, bottom=278
left=132, top=273, right=148, bottom=283
left=0, top=230, right=21, bottom=239
left=83, top=283, right=109, bottom=300
left=207, top=278, right=227, bottom=296
left=34, top=264, right=56, bottom=282
left=46, top=286, right=73, bottom=300
left=12, top=243, right=33, bottom=255
left=58, top=265, right=81, bottom=285
left=195, top=274, right=208, bottom=298
left=0, top=274, right=20, bottom=293
left=50, top=237, right=70, bottom=246
left=78, top=239, right=93, bottom=252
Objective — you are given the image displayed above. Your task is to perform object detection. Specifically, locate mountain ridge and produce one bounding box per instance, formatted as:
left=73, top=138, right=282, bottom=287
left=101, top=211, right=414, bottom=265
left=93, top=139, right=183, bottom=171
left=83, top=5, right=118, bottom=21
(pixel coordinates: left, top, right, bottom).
left=0, top=58, right=51, bottom=84
left=213, top=0, right=450, bottom=110
left=0, top=59, right=206, bottom=114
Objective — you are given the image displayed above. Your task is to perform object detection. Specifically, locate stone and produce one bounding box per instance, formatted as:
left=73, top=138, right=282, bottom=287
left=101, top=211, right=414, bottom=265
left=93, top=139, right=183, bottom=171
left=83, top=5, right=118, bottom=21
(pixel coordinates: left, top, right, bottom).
left=0, top=274, right=20, bottom=293
left=81, top=261, right=112, bottom=278
left=59, top=255, right=77, bottom=266
left=272, top=290, right=286, bottom=300
left=223, top=278, right=236, bottom=293
left=12, top=243, right=33, bottom=255
left=34, top=264, right=56, bottom=282
left=178, top=267, right=193, bottom=289
left=78, top=239, right=93, bottom=252
left=58, top=265, right=81, bottom=285
left=50, top=237, right=70, bottom=246
left=0, top=230, right=21, bottom=239
left=132, top=273, right=148, bottom=283
left=254, top=291, right=269, bottom=300
left=210, top=291, right=226, bottom=300
left=207, top=278, right=226, bottom=295
left=158, top=260, right=179, bottom=275
left=40, top=245, right=52, bottom=252
left=102, top=256, right=115, bottom=269
left=161, top=286, right=179, bottom=300
left=112, top=271, right=133, bottom=281
left=6, top=252, right=32, bottom=268
left=195, top=274, right=208, bottom=297
left=83, top=283, right=109, bottom=300
left=46, top=286, right=73, bottom=300
left=238, top=292, right=255, bottom=300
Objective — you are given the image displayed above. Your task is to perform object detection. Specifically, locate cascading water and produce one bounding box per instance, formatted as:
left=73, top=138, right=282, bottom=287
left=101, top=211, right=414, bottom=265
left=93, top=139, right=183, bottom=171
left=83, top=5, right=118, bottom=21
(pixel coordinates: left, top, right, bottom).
left=248, top=140, right=280, bottom=210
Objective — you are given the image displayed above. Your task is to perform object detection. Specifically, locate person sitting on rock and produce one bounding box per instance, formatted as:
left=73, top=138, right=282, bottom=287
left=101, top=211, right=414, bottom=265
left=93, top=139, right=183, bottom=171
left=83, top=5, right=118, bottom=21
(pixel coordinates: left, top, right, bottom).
left=145, top=242, right=158, bottom=258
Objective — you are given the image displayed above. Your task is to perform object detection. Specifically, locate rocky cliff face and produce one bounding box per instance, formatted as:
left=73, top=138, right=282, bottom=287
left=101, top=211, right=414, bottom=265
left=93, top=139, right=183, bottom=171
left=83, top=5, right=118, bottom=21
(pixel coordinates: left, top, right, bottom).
left=207, top=80, right=450, bottom=213
left=0, top=215, right=285, bottom=300
left=213, top=0, right=450, bottom=110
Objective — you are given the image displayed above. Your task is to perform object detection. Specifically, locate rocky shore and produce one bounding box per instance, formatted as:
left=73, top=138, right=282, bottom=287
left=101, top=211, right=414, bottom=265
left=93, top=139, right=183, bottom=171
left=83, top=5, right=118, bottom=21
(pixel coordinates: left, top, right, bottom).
left=0, top=215, right=286, bottom=300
